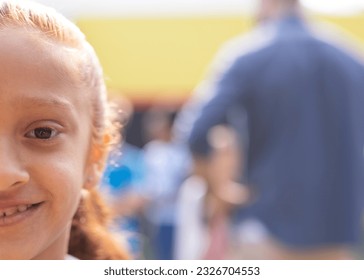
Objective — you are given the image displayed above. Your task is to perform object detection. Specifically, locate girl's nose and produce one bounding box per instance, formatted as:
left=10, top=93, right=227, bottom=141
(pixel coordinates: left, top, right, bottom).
left=0, top=139, right=30, bottom=191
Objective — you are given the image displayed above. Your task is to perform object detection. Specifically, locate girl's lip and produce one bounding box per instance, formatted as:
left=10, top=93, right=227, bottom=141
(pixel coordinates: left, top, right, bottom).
left=0, top=199, right=42, bottom=209
left=0, top=197, right=44, bottom=209
left=0, top=202, right=44, bottom=227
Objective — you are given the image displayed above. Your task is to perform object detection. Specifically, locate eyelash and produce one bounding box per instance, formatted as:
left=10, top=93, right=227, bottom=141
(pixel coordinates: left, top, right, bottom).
left=25, top=127, right=59, bottom=140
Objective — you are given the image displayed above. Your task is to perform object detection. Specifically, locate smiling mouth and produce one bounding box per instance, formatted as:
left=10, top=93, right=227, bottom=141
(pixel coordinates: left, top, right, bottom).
left=0, top=202, right=43, bottom=226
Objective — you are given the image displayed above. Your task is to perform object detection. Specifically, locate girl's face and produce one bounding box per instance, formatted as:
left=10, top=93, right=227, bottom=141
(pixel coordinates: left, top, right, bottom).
left=0, top=27, right=94, bottom=259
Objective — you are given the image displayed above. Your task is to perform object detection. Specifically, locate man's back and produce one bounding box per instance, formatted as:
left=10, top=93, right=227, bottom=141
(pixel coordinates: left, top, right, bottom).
left=188, top=15, right=364, bottom=247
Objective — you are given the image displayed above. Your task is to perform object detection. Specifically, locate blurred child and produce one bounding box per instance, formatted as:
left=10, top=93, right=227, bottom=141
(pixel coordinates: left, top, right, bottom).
left=102, top=96, right=148, bottom=258
left=142, top=107, right=191, bottom=259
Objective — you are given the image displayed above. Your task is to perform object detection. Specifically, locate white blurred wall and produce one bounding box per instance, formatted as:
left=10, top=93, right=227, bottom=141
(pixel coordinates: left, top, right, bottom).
left=25, top=0, right=364, bottom=20
left=25, top=0, right=257, bottom=19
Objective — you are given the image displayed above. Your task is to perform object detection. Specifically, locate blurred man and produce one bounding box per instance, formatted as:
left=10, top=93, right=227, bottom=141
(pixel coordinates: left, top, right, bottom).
left=185, top=0, right=364, bottom=259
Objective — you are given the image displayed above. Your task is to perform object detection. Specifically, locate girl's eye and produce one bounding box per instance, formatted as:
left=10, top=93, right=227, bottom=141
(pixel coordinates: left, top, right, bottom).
left=26, top=127, right=58, bottom=140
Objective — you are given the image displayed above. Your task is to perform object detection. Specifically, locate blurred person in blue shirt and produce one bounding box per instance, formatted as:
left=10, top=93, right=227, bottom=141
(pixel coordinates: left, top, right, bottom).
left=181, top=0, right=364, bottom=259
left=102, top=96, right=148, bottom=258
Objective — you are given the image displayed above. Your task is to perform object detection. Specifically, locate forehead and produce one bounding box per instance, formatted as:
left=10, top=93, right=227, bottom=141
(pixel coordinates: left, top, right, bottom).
left=0, top=26, right=81, bottom=74
left=0, top=26, right=87, bottom=109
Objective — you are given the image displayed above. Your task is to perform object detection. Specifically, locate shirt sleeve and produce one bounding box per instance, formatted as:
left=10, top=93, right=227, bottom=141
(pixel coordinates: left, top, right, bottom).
left=188, top=56, right=247, bottom=156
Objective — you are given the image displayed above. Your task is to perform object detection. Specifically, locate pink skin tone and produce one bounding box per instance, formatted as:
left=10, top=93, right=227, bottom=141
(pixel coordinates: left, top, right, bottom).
left=0, top=27, right=95, bottom=259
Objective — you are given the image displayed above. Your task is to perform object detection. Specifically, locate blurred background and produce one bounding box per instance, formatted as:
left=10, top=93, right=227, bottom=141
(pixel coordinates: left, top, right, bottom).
left=29, top=0, right=364, bottom=259
left=29, top=0, right=364, bottom=146
left=33, top=1, right=364, bottom=140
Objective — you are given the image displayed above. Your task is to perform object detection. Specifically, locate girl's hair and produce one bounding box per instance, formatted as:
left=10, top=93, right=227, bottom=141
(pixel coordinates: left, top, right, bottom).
left=0, top=1, right=129, bottom=259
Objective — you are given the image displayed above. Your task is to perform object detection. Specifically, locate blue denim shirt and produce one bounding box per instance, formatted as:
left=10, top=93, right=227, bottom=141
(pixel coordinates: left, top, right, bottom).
left=188, top=15, right=364, bottom=247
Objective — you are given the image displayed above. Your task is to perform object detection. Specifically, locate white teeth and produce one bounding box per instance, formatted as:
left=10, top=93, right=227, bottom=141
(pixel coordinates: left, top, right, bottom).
left=17, top=205, right=28, bottom=213
left=1, top=205, right=30, bottom=217
left=4, top=207, right=18, bottom=217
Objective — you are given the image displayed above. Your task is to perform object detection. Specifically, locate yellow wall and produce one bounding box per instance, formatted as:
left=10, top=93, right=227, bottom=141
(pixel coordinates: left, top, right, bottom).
left=76, top=14, right=364, bottom=104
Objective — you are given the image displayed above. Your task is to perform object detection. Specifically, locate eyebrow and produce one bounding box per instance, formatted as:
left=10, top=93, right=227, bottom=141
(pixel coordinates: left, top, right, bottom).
left=13, top=96, right=74, bottom=110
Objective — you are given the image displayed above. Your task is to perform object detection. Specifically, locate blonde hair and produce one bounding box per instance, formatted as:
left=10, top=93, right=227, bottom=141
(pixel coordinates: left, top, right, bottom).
left=0, top=1, right=128, bottom=259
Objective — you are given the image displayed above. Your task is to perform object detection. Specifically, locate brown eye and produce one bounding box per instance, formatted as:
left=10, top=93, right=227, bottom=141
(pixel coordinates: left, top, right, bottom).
left=26, top=127, right=57, bottom=140
left=34, top=127, right=52, bottom=139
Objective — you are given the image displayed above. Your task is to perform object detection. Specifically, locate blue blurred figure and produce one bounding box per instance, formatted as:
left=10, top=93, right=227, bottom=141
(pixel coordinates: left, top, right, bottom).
left=102, top=96, right=147, bottom=258
left=183, top=0, right=364, bottom=259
